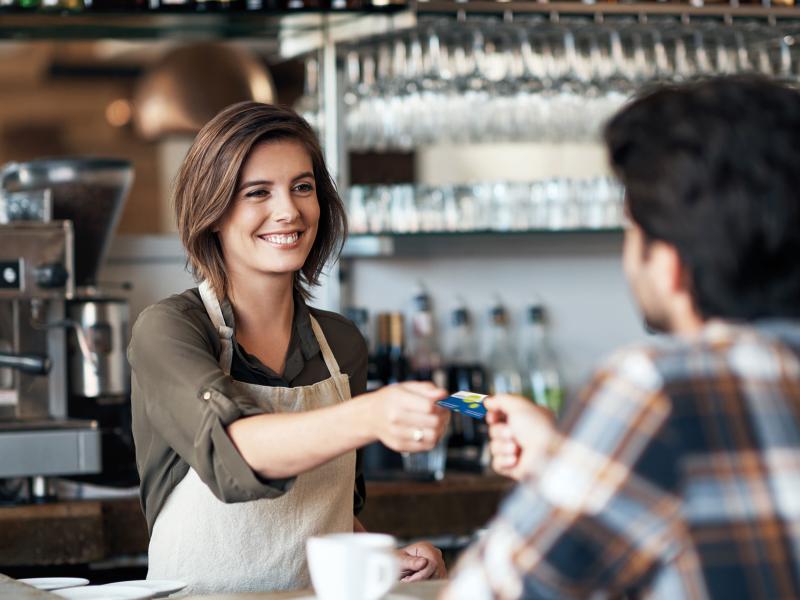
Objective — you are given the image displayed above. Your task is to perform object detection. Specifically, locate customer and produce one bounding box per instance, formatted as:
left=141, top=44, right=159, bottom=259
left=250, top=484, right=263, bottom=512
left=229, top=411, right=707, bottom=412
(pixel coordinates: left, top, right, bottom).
left=128, top=102, right=449, bottom=595
left=442, top=77, right=800, bottom=599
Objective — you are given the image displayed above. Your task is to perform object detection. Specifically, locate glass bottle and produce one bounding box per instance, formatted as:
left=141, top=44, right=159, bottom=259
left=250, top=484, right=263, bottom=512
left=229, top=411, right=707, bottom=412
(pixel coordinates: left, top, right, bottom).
left=408, top=287, right=446, bottom=388
left=375, top=312, right=408, bottom=385
left=521, top=305, right=564, bottom=416
left=485, top=301, right=523, bottom=395
left=362, top=312, right=407, bottom=478
left=444, top=302, right=487, bottom=471
left=446, top=304, right=487, bottom=393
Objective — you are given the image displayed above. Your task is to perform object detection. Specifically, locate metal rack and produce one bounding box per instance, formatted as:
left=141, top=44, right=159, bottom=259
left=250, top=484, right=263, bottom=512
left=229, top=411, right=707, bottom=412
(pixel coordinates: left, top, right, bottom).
left=416, top=1, right=800, bottom=23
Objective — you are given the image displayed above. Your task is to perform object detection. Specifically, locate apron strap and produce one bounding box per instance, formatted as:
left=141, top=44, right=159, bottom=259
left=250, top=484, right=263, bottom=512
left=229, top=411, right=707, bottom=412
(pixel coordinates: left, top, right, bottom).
left=309, top=316, right=343, bottom=378
left=198, top=280, right=235, bottom=375
left=309, top=315, right=350, bottom=402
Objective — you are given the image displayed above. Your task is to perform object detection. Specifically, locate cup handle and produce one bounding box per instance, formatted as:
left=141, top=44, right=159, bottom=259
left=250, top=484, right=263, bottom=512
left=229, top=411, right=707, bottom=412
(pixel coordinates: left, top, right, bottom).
left=366, top=551, right=398, bottom=600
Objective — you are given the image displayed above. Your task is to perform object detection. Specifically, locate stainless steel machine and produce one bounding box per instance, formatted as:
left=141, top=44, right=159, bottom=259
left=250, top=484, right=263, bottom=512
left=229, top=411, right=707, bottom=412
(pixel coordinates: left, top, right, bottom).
left=0, top=158, right=136, bottom=500
left=0, top=221, right=101, bottom=498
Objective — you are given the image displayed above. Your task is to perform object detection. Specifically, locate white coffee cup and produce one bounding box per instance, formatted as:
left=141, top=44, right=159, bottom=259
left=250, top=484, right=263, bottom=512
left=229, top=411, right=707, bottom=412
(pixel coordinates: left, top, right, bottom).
left=306, top=533, right=399, bottom=600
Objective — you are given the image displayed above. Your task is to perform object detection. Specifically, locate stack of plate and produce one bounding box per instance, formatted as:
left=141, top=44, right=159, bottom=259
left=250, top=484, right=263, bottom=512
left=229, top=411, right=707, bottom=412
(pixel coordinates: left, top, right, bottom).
left=19, top=577, right=186, bottom=599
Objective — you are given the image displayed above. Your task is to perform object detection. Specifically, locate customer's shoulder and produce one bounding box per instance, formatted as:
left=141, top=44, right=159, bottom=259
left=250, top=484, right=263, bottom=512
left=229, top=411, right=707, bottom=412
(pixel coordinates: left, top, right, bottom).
left=599, top=321, right=787, bottom=385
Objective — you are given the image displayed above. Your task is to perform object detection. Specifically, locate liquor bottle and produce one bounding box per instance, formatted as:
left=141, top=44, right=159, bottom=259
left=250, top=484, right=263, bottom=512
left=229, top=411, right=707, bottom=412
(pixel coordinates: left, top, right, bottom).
left=408, top=287, right=446, bottom=388
left=444, top=302, right=488, bottom=471
left=521, top=304, right=564, bottom=416
left=485, top=300, right=524, bottom=395
left=362, top=312, right=407, bottom=478
left=375, top=312, right=408, bottom=385
left=446, top=303, right=487, bottom=394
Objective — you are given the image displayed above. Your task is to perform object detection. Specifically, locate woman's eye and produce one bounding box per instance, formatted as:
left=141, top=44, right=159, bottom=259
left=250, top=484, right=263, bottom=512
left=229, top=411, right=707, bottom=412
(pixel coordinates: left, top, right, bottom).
left=245, top=189, right=269, bottom=199
left=294, top=183, right=314, bottom=194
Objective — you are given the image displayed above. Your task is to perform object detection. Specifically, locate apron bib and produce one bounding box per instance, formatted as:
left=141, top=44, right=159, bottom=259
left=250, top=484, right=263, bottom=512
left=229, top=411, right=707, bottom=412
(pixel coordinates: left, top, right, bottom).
left=147, top=281, right=356, bottom=595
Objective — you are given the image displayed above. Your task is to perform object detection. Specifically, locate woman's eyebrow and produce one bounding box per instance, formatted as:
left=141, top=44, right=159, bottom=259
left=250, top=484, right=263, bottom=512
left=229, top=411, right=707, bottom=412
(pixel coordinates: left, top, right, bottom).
left=291, top=171, right=315, bottom=182
left=238, top=179, right=272, bottom=192
left=237, top=172, right=314, bottom=192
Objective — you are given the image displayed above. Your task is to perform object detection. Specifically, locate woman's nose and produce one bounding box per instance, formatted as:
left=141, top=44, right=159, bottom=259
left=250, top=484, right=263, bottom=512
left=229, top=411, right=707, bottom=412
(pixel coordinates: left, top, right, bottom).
left=271, top=189, right=301, bottom=223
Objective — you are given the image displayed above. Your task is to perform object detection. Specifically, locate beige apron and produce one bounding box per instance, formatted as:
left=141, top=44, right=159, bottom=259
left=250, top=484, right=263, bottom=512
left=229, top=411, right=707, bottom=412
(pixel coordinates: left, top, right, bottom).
left=147, top=281, right=357, bottom=595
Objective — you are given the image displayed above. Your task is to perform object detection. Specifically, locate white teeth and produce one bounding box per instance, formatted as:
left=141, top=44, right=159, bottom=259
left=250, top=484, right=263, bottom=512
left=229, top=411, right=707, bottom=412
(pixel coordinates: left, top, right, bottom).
left=263, top=232, right=299, bottom=245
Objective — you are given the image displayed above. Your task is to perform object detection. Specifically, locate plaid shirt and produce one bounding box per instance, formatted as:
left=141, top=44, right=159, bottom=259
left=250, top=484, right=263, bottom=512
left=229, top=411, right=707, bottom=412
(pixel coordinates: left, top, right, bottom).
left=443, top=320, right=800, bottom=600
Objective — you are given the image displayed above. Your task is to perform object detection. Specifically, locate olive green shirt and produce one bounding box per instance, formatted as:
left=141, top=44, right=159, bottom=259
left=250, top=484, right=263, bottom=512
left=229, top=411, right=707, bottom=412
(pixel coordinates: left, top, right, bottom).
left=128, top=288, right=368, bottom=535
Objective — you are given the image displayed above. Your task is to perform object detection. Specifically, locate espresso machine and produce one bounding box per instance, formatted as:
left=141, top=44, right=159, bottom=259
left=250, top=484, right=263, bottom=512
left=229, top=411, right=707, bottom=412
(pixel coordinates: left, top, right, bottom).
left=0, top=221, right=101, bottom=500
left=0, top=158, right=136, bottom=500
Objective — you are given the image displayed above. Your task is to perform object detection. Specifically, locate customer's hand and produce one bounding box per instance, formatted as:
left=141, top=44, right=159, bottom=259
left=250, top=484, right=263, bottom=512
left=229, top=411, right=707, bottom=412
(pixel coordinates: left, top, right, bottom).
left=365, top=382, right=450, bottom=453
left=396, top=541, right=447, bottom=582
left=485, top=394, right=557, bottom=481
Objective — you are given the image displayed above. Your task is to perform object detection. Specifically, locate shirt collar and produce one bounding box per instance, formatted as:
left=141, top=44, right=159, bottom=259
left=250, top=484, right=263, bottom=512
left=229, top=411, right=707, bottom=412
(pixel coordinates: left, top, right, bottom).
left=220, top=289, right=321, bottom=383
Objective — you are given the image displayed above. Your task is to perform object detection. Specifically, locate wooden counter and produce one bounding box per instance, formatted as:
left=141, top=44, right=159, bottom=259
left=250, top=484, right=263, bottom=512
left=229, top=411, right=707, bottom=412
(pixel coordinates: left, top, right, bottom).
left=0, top=474, right=513, bottom=568
left=183, top=580, right=448, bottom=600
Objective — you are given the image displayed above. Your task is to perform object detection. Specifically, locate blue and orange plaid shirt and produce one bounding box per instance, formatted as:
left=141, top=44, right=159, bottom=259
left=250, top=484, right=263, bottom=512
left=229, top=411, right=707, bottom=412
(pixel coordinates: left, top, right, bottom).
left=443, top=320, right=800, bottom=599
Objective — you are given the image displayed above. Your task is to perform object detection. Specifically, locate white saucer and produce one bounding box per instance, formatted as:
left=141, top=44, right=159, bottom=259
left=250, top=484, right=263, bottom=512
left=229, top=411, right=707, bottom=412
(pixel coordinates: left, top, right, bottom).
left=53, top=585, right=156, bottom=600
left=18, top=577, right=90, bottom=591
left=106, top=580, right=187, bottom=598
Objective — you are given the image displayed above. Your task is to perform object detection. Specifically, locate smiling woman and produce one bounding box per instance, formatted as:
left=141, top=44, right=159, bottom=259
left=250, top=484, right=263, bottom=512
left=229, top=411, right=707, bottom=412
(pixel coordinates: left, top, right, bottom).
left=127, top=102, right=451, bottom=595
left=173, top=102, right=343, bottom=303
left=217, top=141, right=321, bottom=297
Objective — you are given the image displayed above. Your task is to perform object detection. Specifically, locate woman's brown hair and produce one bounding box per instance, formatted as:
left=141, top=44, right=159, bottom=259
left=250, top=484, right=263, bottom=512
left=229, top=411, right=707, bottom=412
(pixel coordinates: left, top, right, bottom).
left=174, top=101, right=347, bottom=300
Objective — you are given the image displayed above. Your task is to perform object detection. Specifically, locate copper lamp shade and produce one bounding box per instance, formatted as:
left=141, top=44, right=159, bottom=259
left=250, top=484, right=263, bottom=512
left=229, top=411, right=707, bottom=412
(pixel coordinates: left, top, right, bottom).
left=133, top=43, right=276, bottom=140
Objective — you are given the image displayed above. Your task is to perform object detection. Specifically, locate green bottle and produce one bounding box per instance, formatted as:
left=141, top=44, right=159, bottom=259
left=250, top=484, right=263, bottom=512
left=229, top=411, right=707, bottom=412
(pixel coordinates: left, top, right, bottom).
left=521, top=304, right=564, bottom=416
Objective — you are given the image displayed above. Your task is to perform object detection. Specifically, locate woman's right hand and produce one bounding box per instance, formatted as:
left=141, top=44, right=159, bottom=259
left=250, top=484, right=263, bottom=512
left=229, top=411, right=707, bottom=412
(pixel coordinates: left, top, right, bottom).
left=363, top=382, right=450, bottom=453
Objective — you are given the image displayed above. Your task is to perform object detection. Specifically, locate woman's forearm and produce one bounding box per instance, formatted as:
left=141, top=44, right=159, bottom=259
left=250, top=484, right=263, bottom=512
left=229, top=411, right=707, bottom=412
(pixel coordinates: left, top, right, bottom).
left=226, top=395, right=375, bottom=479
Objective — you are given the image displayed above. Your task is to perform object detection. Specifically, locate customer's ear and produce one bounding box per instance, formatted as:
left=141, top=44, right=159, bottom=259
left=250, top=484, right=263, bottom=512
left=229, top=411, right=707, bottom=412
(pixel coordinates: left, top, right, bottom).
left=649, top=240, right=684, bottom=299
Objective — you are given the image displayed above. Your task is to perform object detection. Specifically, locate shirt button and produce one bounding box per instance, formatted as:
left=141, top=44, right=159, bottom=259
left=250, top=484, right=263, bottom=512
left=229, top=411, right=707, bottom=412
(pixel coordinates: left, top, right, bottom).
left=203, top=391, right=211, bottom=400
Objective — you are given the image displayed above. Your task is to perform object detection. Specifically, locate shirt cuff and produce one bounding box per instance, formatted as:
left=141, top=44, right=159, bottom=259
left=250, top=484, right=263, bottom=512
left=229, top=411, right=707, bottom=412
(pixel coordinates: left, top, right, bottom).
left=199, top=386, right=296, bottom=502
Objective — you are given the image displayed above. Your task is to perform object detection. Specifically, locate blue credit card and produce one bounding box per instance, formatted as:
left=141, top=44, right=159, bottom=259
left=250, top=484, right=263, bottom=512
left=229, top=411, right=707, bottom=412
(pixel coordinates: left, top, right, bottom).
left=437, top=391, right=488, bottom=420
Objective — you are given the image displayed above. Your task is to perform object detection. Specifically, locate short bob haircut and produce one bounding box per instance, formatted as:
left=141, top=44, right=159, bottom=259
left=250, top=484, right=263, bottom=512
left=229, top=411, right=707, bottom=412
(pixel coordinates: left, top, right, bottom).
left=174, top=101, right=347, bottom=301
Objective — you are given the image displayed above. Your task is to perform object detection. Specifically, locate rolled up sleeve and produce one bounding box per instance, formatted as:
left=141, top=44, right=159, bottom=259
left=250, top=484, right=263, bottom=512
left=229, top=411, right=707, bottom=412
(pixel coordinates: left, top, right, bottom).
left=129, top=301, right=295, bottom=512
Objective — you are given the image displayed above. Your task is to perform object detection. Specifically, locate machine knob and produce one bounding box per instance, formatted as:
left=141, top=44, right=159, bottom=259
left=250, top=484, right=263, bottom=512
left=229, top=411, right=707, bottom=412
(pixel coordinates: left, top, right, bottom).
left=34, top=263, right=69, bottom=289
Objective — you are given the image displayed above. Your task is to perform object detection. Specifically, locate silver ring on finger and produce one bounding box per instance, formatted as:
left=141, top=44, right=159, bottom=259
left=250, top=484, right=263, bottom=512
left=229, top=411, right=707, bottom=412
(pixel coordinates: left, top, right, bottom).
left=412, top=428, right=424, bottom=442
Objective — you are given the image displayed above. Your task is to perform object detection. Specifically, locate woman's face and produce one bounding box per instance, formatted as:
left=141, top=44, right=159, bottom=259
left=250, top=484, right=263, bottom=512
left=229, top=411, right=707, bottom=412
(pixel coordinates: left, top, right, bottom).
left=217, top=139, right=320, bottom=284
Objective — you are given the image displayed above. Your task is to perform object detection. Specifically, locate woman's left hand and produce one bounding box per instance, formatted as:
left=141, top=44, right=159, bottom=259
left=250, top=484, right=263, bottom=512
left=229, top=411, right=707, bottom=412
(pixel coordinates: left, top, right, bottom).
left=396, top=542, right=447, bottom=582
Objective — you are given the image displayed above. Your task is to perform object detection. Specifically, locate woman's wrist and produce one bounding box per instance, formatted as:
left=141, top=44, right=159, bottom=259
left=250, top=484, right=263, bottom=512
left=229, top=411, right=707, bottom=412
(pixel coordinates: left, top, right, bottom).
left=347, top=392, right=380, bottom=447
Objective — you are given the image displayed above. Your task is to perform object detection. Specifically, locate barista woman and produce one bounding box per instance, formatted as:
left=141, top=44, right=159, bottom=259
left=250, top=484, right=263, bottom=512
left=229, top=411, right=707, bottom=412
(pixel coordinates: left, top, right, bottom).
left=128, top=102, right=450, bottom=595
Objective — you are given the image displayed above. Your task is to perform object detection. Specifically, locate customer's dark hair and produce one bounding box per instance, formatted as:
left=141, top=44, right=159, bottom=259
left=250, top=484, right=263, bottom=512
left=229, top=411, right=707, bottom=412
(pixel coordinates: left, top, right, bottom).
left=605, top=76, right=800, bottom=320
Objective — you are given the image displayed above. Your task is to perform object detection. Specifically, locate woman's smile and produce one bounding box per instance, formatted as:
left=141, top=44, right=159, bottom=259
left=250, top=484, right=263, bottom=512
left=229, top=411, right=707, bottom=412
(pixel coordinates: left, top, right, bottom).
left=258, top=230, right=304, bottom=249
